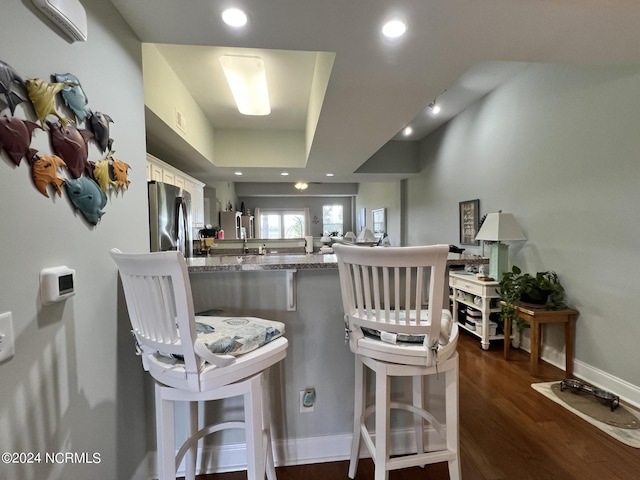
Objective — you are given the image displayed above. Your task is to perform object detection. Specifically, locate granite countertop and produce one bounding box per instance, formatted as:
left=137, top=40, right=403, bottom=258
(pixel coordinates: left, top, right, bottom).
left=186, top=252, right=487, bottom=272
left=187, top=253, right=338, bottom=272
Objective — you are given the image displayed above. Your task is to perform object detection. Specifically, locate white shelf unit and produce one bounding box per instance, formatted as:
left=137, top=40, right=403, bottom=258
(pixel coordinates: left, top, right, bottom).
left=449, top=272, right=503, bottom=350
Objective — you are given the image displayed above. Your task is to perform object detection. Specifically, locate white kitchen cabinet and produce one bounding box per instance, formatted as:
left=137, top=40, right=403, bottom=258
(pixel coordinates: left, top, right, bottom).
left=162, top=169, right=176, bottom=186
left=184, top=178, right=205, bottom=227
left=146, top=153, right=206, bottom=228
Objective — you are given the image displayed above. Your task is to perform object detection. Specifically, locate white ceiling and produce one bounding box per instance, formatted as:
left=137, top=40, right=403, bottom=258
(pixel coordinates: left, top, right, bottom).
left=109, top=0, right=640, bottom=186
left=154, top=44, right=318, bottom=131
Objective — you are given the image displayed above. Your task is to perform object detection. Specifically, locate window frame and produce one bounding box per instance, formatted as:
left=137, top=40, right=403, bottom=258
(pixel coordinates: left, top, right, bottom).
left=255, top=208, right=309, bottom=239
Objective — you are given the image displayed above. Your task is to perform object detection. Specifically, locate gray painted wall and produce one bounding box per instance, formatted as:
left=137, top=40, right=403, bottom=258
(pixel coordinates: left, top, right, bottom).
left=405, top=63, right=640, bottom=390
left=0, top=2, right=149, bottom=479
left=356, top=182, right=402, bottom=245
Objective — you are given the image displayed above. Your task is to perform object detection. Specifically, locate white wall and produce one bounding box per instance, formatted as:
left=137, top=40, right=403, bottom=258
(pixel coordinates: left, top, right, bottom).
left=357, top=182, right=401, bottom=245
left=406, top=63, right=640, bottom=398
left=0, top=2, right=149, bottom=479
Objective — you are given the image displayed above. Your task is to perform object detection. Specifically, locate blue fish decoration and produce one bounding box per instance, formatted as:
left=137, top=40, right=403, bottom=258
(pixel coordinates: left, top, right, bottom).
left=64, top=177, right=107, bottom=225
left=54, top=72, right=91, bottom=123
left=0, top=59, right=26, bottom=115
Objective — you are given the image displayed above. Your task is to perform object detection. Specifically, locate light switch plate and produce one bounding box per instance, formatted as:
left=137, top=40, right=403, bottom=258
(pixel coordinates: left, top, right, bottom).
left=0, top=312, right=15, bottom=363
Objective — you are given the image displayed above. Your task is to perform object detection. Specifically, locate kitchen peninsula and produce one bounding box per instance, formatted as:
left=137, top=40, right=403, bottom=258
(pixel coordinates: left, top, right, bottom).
left=184, top=250, right=488, bottom=465
left=186, top=251, right=488, bottom=272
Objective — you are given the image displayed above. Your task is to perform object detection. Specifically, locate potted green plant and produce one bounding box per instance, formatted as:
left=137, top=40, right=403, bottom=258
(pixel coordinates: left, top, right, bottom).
left=498, top=266, right=567, bottom=333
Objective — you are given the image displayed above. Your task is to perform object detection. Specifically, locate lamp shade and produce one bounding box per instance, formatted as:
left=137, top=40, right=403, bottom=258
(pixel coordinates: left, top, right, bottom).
left=475, top=212, right=526, bottom=242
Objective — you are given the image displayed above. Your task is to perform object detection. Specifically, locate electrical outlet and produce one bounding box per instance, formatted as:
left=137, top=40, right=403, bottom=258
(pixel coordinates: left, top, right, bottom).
left=299, top=388, right=315, bottom=413
left=0, top=312, right=15, bottom=363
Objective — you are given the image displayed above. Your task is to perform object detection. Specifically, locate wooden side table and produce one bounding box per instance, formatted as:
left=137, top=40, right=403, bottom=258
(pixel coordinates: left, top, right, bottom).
left=503, top=305, right=579, bottom=377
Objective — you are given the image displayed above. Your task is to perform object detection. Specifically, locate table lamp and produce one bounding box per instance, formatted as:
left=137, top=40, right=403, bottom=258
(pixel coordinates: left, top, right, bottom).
left=474, top=212, right=526, bottom=280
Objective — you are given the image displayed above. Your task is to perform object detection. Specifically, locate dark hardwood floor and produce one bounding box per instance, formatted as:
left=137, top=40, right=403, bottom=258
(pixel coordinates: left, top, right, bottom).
left=195, top=331, right=640, bottom=480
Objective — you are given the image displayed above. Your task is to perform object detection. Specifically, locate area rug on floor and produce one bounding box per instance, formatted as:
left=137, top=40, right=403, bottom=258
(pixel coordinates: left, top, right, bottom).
left=532, top=381, right=640, bottom=448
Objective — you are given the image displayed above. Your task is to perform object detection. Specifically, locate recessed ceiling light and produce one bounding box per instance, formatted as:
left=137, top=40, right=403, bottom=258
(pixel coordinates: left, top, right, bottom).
left=326, top=173, right=334, bottom=177
left=429, top=101, right=441, bottom=115
left=234, top=171, right=243, bottom=176
left=280, top=172, right=289, bottom=176
left=295, top=182, right=309, bottom=190
left=382, top=19, right=406, bottom=38
left=222, top=8, right=248, bottom=27
left=403, top=126, right=413, bottom=136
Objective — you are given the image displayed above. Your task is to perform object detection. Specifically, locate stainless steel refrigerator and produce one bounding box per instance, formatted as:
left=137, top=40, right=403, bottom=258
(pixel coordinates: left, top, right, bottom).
left=148, top=181, right=193, bottom=258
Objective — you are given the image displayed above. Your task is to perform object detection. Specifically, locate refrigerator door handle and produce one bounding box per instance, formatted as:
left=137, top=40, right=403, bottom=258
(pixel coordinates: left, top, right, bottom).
left=175, top=197, right=188, bottom=256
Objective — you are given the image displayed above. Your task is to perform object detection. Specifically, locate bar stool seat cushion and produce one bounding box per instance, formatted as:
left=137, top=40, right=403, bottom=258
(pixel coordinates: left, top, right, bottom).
left=195, top=315, right=285, bottom=355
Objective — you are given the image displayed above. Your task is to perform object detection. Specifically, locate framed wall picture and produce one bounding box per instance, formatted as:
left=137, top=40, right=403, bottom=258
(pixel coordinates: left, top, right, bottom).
left=459, top=199, right=480, bottom=245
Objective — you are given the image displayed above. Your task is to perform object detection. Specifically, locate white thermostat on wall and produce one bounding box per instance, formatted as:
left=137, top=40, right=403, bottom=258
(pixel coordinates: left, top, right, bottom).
left=40, top=266, right=76, bottom=305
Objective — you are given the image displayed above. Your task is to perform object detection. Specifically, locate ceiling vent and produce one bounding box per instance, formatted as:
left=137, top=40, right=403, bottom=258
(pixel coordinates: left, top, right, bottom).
left=32, top=0, right=88, bottom=42
left=175, top=109, right=187, bottom=134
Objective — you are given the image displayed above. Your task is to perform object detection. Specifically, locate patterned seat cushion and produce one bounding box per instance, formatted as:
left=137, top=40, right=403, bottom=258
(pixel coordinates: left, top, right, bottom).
left=194, top=316, right=285, bottom=356
left=360, top=309, right=453, bottom=346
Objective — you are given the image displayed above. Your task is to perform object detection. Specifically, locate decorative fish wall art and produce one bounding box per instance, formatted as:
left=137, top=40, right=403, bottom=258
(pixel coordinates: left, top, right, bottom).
left=0, top=58, right=130, bottom=227
left=64, top=177, right=107, bottom=225
left=92, top=151, right=131, bottom=194
left=111, top=157, right=131, bottom=191
left=25, top=78, right=76, bottom=127
left=0, top=59, right=27, bottom=115
left=54, top=72, right=91, bottom=123
left=47, top=120, right=93, bottom=179
left=0, top=115, right=41, bottom=166
left=30, top=153, right=66, bottom=198
left=92, top=157, right=118, bottom=193
left=88, top=111, right=113, bottom=153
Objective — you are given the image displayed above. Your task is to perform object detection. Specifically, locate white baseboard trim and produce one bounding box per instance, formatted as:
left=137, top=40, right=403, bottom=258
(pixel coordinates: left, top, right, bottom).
left=139, top=426, right=446, bottom=479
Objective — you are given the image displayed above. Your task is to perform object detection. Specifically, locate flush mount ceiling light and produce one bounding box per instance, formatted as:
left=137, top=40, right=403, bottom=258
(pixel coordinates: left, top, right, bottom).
left=221, top=8, right=248, bottom=27
left=294, top=182, right=309, bottom=190
left=382, top=19, right=406, bottom=38
left=220, top=54, right=271, bottom=116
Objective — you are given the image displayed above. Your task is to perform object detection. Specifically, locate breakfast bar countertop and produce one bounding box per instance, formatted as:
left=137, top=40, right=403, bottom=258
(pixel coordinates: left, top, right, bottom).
left=186, top=252, right=488, bottom=273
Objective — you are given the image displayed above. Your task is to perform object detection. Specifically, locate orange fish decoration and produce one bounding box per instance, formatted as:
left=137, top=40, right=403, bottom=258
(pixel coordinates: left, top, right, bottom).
left=111, top=157, right=131, bottom=191
left=30, top=153, right=67, bottom=198
left=25, top=78, right=74, bottom=127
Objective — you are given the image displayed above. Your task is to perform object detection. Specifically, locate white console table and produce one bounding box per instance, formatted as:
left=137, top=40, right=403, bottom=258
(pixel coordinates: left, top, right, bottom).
left=449, top=272, right=503, bottom=350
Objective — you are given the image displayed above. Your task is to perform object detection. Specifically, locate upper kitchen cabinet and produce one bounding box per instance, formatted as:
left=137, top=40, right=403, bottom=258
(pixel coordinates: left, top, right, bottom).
left=146, top=154, right=206, bottom=228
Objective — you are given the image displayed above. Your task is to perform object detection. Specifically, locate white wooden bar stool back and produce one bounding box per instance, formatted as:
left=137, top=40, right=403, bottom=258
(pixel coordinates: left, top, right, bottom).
left=110, top=249, right=288, bottom=480
left=334, top=244, right=461, bottom=480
